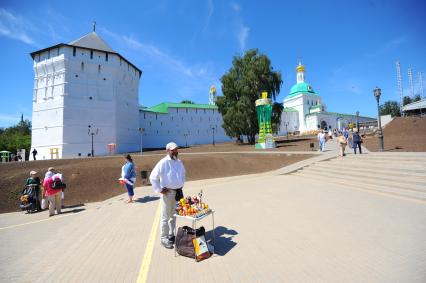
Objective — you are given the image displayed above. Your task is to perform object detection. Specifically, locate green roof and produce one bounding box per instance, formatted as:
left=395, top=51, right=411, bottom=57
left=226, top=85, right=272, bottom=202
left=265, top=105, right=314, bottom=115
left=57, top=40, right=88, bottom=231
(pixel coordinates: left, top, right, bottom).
left=285, top=82, right=318, bottom=99
left=306, top=111, right=374, bottom=119
left=283, top=107, right=298, bottom=112
left=140, top=102, right=218, bottom=114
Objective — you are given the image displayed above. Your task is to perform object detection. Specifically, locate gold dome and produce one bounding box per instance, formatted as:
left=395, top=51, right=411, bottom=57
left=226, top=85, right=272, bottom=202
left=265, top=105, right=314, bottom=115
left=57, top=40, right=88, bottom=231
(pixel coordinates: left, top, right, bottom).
left=296, top=62, right=305, bottom=72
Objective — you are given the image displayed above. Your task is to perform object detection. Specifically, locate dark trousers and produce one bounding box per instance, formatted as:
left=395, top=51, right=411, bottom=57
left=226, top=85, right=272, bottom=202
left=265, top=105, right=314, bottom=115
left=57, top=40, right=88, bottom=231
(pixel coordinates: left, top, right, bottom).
left=353, top=142, right=362, bottom=154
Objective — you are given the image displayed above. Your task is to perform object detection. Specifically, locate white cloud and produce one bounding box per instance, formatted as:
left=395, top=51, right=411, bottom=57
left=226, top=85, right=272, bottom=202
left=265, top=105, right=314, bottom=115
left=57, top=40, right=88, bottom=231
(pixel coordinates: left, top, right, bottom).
left=0, top=8, right=38, bottom=46
left=231, top=2, right=241, bottom=12
left=100, top=27, right=203, bottom=78
left=229, top=2, right=249, bottom=52
left=238, top=25, right=249, bottom=51
left=99, top=27, right=219, bottom=102
left=202, top=0, right=214, bottom=32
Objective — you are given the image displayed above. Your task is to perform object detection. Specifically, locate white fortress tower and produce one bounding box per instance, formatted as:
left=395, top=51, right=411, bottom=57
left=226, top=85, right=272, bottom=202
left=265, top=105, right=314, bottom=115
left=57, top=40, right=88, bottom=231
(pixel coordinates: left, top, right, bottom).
left=30, top=27, right=142, bottom=159
left=208, top=85, right=217, bottom=105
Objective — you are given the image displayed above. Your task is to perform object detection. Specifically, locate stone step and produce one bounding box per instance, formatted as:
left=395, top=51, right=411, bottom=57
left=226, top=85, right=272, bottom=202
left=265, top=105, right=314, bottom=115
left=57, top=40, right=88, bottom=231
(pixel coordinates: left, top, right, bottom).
left=328, top=158, right=426, bottom=168
left=344, top=154, right=426, bottom=162
left=296, top=167, right=426, bottom=193
left=291, top=171, right=426, bottom=202
left=364, top=152, right=426, bottom=157
left=301, top=166, right=426, bottom=187
left=313, top=162, right=426, bottom=178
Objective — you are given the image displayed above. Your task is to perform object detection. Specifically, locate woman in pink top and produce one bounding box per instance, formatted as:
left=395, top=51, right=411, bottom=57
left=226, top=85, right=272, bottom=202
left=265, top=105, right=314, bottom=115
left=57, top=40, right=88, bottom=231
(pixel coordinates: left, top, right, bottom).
left=43, top=167, right=62, bottom=217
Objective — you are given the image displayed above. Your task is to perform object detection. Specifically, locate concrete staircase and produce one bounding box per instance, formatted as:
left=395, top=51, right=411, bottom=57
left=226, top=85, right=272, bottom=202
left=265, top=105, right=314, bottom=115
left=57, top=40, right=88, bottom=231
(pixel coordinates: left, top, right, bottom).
left=291, top=152, right=426, bottom=202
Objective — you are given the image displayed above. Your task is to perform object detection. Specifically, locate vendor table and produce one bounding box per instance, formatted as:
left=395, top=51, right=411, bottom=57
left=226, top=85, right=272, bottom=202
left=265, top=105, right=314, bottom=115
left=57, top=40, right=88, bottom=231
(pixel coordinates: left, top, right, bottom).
left=174, top=210, right=216, bottom=260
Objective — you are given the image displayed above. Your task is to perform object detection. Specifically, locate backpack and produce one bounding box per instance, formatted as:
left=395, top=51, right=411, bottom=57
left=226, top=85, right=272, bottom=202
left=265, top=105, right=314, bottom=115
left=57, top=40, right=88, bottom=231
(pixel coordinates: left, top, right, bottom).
left=52, top=178, right=66, bottom=190
left=353, top=133, right=361, bottom=143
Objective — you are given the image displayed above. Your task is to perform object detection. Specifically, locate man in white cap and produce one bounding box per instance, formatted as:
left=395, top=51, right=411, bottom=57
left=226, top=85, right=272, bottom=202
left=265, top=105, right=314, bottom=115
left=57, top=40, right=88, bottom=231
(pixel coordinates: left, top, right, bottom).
left=150, top=142, right=186, bottom=249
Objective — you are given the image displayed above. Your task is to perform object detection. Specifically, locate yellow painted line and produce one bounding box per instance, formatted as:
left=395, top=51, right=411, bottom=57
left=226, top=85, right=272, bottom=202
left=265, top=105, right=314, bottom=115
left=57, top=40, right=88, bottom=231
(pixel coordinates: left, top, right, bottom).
left=136, top=203, right=161, bottom=283
left=0, top=210, right=86, bottom=231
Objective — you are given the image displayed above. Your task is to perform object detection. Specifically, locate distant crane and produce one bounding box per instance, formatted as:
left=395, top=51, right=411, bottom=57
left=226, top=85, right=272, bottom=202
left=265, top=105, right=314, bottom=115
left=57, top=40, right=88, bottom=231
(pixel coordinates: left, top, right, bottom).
left=418, top=71, right=424, bottom=98
left=396, top=61, right=403, bottom=115
left=408, top=68, right=415, bottom=97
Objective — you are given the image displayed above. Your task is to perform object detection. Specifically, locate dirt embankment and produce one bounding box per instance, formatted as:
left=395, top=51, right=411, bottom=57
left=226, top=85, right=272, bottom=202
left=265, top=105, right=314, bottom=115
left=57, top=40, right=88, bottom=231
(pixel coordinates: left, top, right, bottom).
left=1, top=138, right=316, bottom=213
left=363, top=117, right=426, bottom=152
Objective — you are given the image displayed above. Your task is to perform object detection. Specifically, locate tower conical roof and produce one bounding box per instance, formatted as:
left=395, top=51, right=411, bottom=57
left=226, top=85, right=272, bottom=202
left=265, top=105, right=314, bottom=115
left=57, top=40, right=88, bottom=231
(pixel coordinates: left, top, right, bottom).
left=69, top=32, right=114, bottom=52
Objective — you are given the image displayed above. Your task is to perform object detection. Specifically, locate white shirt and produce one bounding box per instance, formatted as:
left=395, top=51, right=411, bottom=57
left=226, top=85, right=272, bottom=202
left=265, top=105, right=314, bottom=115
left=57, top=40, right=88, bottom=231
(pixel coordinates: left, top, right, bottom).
left=150, top=155, right=186, bottom=193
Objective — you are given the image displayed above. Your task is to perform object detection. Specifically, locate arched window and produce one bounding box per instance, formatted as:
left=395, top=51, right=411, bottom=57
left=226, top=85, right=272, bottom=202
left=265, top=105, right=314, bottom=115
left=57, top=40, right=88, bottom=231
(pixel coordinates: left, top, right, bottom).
left=81, top=62, right=84, bottom=71
left=98, top=65, right=101, bottom=73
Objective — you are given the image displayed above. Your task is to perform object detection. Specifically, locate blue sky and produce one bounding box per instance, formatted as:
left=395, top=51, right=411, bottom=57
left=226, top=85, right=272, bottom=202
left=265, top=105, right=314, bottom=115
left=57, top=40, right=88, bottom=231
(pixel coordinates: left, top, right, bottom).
left=0, top=0, right=425, bottom=127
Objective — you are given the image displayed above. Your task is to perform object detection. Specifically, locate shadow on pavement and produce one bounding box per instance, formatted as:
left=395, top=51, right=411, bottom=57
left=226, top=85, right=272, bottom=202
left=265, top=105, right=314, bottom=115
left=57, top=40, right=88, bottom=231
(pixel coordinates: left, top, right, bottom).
left=135, top=196, right=160, bottom=204
left=207, top=226, right=238, bottom=256
left=60, top=208, right=86, bottom=215
left=63, top=203, right=85, bottom=209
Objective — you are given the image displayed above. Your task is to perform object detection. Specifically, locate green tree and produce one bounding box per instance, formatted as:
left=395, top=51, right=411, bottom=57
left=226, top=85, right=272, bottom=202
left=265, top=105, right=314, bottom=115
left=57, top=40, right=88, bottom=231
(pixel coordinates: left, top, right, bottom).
left=403, top=96, right=412, bottom=106
left=379, top=100, right=401, bottom=117
left=180, top=100, right=195, bottom=104
left=272, top=102, right=283, bottom=134
left=413, top=94, right=422, bottom=102
left=0, top=120, right=32, bottom=159
left=216, top=49, right=282, bottom=144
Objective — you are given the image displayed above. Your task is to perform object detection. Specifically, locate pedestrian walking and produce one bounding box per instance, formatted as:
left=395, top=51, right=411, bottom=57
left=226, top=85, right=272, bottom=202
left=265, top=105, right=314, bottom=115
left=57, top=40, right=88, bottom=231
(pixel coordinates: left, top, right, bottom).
left=43, top=167, right=62, bottom=217
left=25, top=171, right=41, bottom=211
left=317, top=130, right=326, bottom=152
left=336, top=133, right=347, bottom=157
left=150, top=142, right=186, bottom=249
left=32, top=148, right=38, bottom=160
left=352, top=129, right=363, bottom=154
left=120, top=154, right=136, bottom=203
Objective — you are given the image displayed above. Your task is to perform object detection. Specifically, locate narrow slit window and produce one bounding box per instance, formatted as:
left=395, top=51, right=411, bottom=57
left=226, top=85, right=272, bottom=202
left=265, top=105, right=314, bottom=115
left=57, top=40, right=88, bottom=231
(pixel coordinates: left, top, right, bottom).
left=90, top=50, right=93, bottom=59
left=73, top=47, right=76, bottom=56
left=98, top=65, right=101, bottom=73
left=105, top=53, right=108, bottom=61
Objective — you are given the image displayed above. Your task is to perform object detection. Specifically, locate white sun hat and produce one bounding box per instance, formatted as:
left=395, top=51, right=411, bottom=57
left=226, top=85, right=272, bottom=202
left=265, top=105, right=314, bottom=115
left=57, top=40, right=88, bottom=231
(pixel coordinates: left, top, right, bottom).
left=166, top=142, right=178, bottom=151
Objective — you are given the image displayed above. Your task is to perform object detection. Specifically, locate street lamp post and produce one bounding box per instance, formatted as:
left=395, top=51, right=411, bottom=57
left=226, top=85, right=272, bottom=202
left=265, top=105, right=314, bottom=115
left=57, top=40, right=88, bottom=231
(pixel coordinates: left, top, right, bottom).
left=183, top=132, right=189, bottom=147
left=285, top=122, right=289, bottom=140
left=356, top=111, right=360, bottom=132
left=88, top=125, right=99, bottom=157
left=138, top=128, right=144, bottom=153
left=210, top=126, right=215, bottom=146
left=373, top=87, right=384, bottom=152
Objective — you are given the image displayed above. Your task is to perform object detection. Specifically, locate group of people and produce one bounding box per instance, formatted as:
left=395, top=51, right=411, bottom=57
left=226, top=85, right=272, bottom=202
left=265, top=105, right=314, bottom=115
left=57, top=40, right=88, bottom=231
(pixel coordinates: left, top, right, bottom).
left=24, top=167, right=64, bottom=217
left=317, top=128, right=364, bottom=156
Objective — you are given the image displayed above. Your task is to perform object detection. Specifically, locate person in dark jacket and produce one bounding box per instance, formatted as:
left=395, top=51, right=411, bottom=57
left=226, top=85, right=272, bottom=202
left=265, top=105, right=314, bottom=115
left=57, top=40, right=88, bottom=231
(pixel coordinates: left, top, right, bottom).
left=25, top=171, right=41, bottom=211
left=352, top=130, right=362, bottom=154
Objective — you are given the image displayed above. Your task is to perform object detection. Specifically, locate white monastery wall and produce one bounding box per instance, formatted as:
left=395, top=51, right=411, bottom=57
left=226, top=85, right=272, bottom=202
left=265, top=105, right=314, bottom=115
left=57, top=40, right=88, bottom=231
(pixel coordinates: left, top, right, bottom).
left=140, top=107, right=232, bottom=149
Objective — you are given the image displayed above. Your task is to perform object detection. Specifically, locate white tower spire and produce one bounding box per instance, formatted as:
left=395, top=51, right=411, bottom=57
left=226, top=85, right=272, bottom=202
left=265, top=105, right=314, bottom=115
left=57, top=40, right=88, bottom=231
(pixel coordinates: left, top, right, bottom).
left=208, top=85, right=217, bottom=105
left=296, top=61, right=305, bottom=84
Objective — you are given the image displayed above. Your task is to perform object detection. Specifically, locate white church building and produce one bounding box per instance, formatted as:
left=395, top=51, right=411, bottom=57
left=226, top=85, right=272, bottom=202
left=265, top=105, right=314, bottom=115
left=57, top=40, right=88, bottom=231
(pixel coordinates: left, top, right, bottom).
left=30, top=30, right=230, bottom=159
left=278, top=62, right=375, bottom=134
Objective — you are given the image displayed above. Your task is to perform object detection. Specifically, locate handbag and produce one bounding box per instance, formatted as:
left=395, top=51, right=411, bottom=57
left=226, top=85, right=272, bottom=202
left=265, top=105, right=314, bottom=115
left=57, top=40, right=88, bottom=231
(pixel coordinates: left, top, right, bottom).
left=176, top=226, right=211, bottom=261
left=175, top=188, right=184, bottom=201
left=41, top=198, right=47, bottom=210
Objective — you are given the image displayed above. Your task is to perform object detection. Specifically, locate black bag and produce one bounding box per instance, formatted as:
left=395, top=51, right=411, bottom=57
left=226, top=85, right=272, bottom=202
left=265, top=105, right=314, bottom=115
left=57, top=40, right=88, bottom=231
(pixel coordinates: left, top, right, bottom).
left=175, top=188, right=183, bottom=201
left=175, top=226, right=205, bottom=258
left=52, top=178, right=66, bottom=190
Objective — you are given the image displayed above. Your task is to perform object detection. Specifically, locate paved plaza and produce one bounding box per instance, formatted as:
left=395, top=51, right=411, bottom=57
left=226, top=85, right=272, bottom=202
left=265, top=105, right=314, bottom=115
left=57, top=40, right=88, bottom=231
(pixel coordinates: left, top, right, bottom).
left=1, top=142, right=425, bottom=283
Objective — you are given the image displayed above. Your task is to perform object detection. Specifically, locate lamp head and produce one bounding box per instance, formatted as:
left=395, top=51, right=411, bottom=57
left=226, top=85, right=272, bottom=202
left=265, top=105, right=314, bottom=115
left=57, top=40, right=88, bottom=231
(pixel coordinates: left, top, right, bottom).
left=373, top=87, right=381, bottom=100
